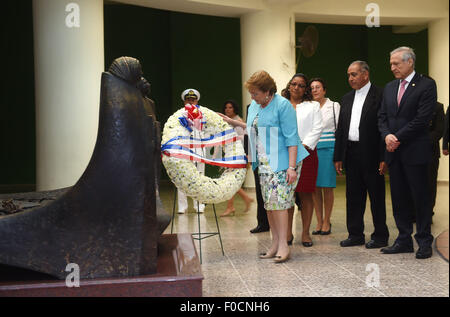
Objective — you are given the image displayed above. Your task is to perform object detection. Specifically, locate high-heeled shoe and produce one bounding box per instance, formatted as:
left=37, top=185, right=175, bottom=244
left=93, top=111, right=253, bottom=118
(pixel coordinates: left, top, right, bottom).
left=274, top=252, right=290, bottom=263
left=287, top=236, right=294, bottom=245
left=259, top=251, right=276, bottom=259
left=302, top=241, right=313, bottom=247
left=320, top=224, right=332, bottom=235
left=220, top=208, right=235, bottom=217
left=312, top=229, right=322, bottom=235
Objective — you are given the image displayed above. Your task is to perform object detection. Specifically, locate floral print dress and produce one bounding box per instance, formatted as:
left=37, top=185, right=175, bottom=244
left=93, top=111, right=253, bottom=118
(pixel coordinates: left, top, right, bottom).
left=253, top=115, right=301, bottom=210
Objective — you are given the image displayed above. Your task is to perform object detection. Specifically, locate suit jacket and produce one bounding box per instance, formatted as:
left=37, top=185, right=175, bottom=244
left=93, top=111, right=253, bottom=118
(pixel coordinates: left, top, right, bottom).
left=378, top=73, right=437, bottom=165
left=428, top=102, right=445, bottom=159
left=334, top=84, right=384, bottom=170
left=443, top=105, right=450, bottom=151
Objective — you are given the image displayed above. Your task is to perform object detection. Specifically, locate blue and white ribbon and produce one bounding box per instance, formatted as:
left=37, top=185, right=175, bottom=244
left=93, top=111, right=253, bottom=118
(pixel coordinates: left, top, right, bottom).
left=161, top=129, right=247, bottom=168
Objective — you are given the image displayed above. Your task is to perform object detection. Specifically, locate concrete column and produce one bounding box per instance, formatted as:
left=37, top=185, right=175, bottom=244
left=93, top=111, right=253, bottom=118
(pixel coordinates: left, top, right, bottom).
left=240, top=6, right=296, bottom=111
left=33, top=0, right=104, bottom=190
left=240, top=6, right=296, bottom=188
left=428, top=17, right=449, bottom=182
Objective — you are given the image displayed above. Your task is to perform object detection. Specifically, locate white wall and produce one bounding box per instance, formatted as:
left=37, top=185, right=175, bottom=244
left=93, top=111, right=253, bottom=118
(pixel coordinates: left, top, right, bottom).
left=429, top=17, right=450, bottom=182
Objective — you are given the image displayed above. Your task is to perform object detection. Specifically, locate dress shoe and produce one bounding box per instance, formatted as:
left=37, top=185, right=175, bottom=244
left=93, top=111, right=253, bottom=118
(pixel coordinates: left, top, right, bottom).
left=365, top=240, right=388, bottom=249
left=195, top=203, right=205, bottom=213
left=416, top=246, right=432, bottom=259
left=380, top=243, right=414, bottom=254
left=302, top=241, right=313, bottom=247
left=320, top=224, right=332, bottom=235
left=312, top=230, right=322, bottom=235
left=340, top=238, right=365, bottom=247
left=250, top=225, right=270, bottom=234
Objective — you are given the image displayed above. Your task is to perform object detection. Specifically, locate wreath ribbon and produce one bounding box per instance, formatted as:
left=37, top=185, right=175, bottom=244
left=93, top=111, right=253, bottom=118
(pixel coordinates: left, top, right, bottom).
left=161, top=128, right=247, bottom=168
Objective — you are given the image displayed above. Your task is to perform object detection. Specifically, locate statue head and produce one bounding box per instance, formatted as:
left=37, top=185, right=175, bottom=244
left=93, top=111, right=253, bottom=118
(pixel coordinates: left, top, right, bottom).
left=108, top=56, right=143, bottom=86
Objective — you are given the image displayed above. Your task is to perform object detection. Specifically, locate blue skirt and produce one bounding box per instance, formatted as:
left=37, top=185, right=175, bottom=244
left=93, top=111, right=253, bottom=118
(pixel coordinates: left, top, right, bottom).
left=316, top=146, right=336, bottom=188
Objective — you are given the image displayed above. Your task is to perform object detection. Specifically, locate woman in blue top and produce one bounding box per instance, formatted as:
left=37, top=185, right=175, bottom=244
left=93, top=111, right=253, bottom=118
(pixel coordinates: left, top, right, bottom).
left=310, top=78, right=340, bottom=236
left=219, top=70, right=309, bottom=263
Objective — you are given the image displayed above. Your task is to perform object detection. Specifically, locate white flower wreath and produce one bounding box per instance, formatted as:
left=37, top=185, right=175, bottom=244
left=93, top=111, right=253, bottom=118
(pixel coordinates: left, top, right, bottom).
left=161, top=106, right=247, bottom=204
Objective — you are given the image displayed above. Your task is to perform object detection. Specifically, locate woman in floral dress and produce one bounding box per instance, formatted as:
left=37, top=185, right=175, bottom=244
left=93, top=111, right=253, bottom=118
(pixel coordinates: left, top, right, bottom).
left=219, top=70, right=308, bottom=263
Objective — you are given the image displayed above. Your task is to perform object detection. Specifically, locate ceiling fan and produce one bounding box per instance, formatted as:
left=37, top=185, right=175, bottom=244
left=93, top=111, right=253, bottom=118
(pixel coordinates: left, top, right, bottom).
left=295, top=25, right=319, bottom=70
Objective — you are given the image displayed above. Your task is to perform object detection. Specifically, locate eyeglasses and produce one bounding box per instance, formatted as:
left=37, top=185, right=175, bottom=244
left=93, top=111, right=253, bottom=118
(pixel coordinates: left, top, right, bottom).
left=290, top=83, right=306, bottom=88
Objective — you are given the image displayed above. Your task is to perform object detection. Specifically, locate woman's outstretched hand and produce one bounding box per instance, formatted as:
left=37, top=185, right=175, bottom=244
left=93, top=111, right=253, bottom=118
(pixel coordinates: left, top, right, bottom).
left=217, top=112, right=248, bottom=129
left=217, top=112, right=232, bottom=123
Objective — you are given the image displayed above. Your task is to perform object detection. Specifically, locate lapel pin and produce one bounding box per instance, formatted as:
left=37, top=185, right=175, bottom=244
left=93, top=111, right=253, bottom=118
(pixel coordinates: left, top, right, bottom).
left=412, top=83, right=416, bottom=87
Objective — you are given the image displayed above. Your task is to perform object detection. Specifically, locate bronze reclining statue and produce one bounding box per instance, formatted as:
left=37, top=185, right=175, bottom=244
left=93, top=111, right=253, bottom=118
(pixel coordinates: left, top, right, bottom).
left=0, top=57, right=171, bottom=280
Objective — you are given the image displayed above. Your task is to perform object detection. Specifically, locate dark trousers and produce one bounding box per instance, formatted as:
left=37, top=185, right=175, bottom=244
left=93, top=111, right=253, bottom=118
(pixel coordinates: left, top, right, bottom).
left=412, top=151, right=439, bottom=220
left=345, top=142, right=389, bottom=242
left=388, top=159, right=434, bottom=248
left=428, top=153, right=439, bottom=211
left=253, top=167, right=269, bottom=229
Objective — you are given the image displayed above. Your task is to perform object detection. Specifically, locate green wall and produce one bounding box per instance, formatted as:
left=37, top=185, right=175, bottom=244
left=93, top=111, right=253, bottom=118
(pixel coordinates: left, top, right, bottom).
left=296, top=23, right=368, bottom=102
left=104, top=5, right=243, bottom=125
left=169, top=11, right=242, bottom=116
left=296, top=23, right=428, bottom=103
left=366, top=26, right=428, bottom=88
left=104, top=5, right=173, bottom=123
left=0, top=1, right=430, bottom=188
left=1, top=2, right=36, bottom=187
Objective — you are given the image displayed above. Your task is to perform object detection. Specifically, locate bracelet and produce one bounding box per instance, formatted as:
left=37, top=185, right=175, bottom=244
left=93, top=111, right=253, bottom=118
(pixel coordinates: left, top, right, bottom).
left=288, top=166, right=296, bottom=171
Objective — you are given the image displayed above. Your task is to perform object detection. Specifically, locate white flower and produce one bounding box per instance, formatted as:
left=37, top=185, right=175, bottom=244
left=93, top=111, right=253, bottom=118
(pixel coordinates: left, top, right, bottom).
left=162, top=106, right=247, bottom=204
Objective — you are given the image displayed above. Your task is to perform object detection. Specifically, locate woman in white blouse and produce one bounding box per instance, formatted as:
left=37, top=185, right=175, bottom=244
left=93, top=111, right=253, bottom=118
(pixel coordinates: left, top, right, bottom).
left=283, top=73, right=324, bottom=247
left=310, top=78, right=340, bottom=236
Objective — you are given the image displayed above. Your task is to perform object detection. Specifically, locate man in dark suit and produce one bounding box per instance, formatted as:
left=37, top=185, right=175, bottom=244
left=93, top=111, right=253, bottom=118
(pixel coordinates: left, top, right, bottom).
left=426, top=102, right=445, bottom=218
left=335, top=61, right=389, bottom=248
left=443, top=105, right=449, bottom=156
left=378, top=46, right=437, bottom=259
left=412, top=101, right=445, bottom=223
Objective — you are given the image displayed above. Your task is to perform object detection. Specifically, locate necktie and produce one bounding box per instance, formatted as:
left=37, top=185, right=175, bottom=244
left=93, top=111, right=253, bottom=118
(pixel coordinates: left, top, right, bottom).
left=397, top=79, right=408, bottom=106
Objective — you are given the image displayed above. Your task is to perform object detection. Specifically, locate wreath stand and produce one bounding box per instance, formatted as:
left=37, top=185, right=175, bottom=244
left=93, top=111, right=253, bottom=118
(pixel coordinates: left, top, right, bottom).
left=164, top=116, right=241, bottom=264
left=170, top=188, right=225, bottom=264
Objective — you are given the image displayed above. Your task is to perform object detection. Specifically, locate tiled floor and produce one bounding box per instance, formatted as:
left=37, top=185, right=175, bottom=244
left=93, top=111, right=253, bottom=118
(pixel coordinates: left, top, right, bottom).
left=161, top=177, right=449, bottom=297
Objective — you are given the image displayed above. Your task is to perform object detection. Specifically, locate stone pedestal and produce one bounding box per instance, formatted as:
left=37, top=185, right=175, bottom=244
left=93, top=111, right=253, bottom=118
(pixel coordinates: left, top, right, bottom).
left=0, top=234, right=202, bottom=297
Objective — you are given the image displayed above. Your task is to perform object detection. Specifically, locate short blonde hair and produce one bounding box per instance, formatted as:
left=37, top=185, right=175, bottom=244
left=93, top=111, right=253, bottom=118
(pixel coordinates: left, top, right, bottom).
left=245, top=70, right=277, bottom=95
